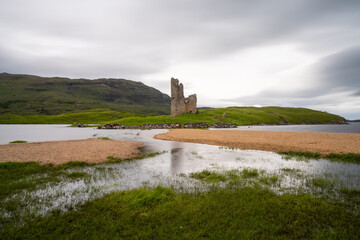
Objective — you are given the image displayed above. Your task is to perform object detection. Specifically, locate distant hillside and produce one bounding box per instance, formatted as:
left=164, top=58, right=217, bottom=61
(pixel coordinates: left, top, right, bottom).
left=0, top=73, right=170, bottom=115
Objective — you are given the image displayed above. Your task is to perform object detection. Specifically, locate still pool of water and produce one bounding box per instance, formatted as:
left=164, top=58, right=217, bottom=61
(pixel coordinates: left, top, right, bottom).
left=0, top=124, right=359, bottom=219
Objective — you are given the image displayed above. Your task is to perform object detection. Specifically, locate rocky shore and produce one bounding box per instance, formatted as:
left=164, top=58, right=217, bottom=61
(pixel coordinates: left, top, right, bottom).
left=98, top=122, right=237, bottom=129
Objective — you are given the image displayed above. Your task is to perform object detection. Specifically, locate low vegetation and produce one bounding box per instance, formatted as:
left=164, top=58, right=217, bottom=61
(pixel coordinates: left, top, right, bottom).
left=0, top=161, right=90, bottom=203
left=279, top=151, right=360, bottom=164
left=2, top=185, right=359, bottom=239
left=0, top=151, right=163, bottom=203
left=9, top=140, right=27, bottom=144
left=106, top=151, right=166, bottom=164
left=0, top=108, right=140, bottom=124
left=97, top=137, right=111, bottom=140
left=106, top=106, right=345, bottom=126
left=0, top=106, right=345, bottom=125
left=1, top=162, right=360, bottom=239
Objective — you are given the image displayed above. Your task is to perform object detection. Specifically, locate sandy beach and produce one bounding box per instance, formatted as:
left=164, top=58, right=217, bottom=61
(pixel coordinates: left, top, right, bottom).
left=0, top=139, right=143, bottom=165
left=155, top=129, right=360, bottom=154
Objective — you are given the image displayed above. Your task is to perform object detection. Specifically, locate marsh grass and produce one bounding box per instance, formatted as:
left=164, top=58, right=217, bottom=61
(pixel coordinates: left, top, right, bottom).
left=1, top=161, right=360, bottom=239
left=280, top=168, right=303, bottom=177
left=9, top=140, right=27, bottom=144
left=190, top=169, right=271, bottom=186
left=259, top=175, right=278, bottom=185
left=0, top=161, right=92, bottom=202
left=241, top=168, right=259, bottom=178
left=189, top=170, right=228, bottom=183
left=279, top=151, right=360, bottom=164
left=97, top=137, right=111, bottom=140
left=326, top=153, right=360, bottom=164
left=1, top=186, right=359, bottom=239
left=310, top=177, right=336, bottom=189
left=106, top=151, right=166, bottom=164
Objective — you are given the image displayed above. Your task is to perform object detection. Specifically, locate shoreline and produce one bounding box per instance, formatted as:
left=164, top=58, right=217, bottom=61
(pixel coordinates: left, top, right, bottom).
left=154, top=129, right=360, bottom=155
left=0, top=139, right=143, bottom=165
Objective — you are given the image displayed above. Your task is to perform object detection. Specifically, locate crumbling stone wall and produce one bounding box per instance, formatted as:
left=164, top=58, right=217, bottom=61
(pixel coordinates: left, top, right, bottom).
left=171, top=78, right=197, bottom=117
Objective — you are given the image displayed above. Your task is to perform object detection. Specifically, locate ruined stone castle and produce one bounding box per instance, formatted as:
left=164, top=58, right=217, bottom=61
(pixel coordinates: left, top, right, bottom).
left=171, top=78, right=197, bottom=117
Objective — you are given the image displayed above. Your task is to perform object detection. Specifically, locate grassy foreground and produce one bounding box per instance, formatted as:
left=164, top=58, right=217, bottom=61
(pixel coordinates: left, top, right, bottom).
left=2, top=186, right=359, bottom=239
left=1, top=161, right=360, bottom=239
left=0, top=106, right=346, bottom=125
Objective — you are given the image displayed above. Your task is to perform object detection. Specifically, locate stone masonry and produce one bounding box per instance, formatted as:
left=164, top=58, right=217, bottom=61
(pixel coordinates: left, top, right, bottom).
left=171, top=78, right=197, bottom=117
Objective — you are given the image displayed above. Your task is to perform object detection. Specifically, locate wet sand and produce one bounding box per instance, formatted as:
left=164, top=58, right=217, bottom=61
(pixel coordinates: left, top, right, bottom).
left=0, top=139, right=143, bottom=165
left=155, top=129, right=360, bottom=154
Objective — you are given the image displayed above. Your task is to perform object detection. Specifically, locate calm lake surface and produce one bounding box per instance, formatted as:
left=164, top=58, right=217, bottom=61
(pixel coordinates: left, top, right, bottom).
left=0, top=124, right=359, bottom=219
left=1, top=123, right=359, bottom=145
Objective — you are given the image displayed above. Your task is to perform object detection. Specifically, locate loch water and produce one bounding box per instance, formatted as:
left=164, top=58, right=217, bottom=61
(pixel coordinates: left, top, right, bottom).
left=0, top=124, right=359, bottom=218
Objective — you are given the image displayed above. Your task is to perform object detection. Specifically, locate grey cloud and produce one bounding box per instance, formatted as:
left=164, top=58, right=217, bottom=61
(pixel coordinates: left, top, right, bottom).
left=0, top=0, right=360, bottom=118
left=227, top=45, right=360, bottom=104
left=1, top=0, right=360, bottom=78
left=318, top=45, right=360, bottom=91
left=223, top=46, right=360, bottom=118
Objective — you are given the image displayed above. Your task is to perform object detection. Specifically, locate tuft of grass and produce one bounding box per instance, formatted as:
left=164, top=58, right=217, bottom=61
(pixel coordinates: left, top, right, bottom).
left=279, top=151, right=321, bottom=161
left=326, top=153, right=360, bottom=164
left=279, top=151, right=360, bottom=164
left=107, top=151, right=166, bottom=164
left=97, top=137, right=111, bottom=140
left=65, top=172, right=89, bottom=180
left=259, top=175, right=278, bottom=185
left=310, top=177, right=336, bottom=189
left=341, top=188, right=360, bottom=204
left=55, top=161, right=90, bottom=170
left=121, top=186, right=175, bottom=208
left=241, top=168, right=259, bottom=178
left=189, top=170, right=227, bottom=183
left=9, top=140, right=27, bottom=144
left=1, top=186, right=359, bottom=239
left=280, top=168, right=303, bottom=177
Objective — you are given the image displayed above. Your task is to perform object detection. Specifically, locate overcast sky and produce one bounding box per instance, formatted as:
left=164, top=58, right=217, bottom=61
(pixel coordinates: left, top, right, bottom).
left=1, top=0, right=359, bottom=119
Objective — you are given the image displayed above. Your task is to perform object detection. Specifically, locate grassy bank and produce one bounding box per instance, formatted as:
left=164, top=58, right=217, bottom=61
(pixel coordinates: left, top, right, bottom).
left=279, top=151, right=360, bottom=164
left=2, top=185, right=359, bottom=239
left=0, top=106, right=346, bottom=125
left=1, top=160, right=360, bottom=239
left=106, top=106, right=346, bottom=126
left=0, top=109, right=139, bottom=124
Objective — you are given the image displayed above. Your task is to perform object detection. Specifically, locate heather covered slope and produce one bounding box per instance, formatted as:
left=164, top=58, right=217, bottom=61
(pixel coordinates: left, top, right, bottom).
left=0, top=73, right=170, bottom=115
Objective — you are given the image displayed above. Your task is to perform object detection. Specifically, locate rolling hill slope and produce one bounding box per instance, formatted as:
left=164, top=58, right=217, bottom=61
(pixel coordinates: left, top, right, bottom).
left=0, top=73, right=170, bottom=115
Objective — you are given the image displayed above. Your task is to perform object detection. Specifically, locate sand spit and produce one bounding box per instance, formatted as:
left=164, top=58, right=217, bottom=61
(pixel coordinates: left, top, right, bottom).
left=0, top=139, right=143, bottom=165
left=155, top=129, right=360, bottom=154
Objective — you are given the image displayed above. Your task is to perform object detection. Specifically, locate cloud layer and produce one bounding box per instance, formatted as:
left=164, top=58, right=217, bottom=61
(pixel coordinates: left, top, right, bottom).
left=0, top=0, right=359, bottom=118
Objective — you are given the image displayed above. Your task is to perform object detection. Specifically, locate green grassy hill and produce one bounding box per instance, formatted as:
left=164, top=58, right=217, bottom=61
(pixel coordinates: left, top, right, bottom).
left=0, top=73, right=170, bottom=115
left=0, top=109, right=139, bottom=124
left=0, top=107, right=346, bottom=125
left=106, top=106, right=346, bottom=126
